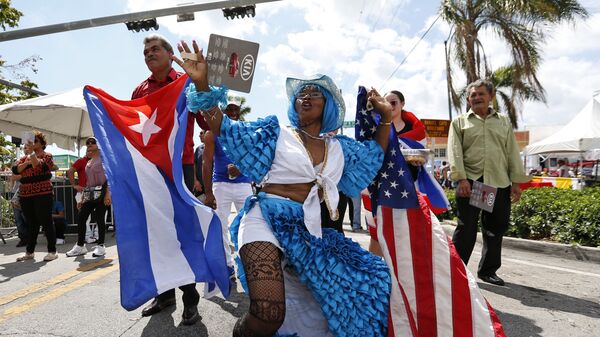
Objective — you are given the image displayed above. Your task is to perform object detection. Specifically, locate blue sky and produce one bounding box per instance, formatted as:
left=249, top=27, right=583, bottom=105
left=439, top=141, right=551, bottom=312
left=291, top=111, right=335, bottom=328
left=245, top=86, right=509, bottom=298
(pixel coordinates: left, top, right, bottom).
left=2, top=0, right=600, bottom=153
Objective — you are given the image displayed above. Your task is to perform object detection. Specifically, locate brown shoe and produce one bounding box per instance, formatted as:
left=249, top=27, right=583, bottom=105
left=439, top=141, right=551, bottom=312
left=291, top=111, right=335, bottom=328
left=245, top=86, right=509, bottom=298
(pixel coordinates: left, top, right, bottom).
left=16, top=253, right=35, bottom=262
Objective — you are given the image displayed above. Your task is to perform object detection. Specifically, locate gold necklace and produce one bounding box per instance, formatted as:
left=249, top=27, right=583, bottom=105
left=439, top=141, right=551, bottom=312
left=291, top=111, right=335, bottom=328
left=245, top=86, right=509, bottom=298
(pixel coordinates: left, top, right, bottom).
left=295, top=128, right=324, bottom=140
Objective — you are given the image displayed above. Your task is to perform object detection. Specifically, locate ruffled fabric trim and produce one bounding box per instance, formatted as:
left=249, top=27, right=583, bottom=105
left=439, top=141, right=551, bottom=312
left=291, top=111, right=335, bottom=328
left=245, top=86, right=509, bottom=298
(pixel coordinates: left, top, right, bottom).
left=231, top=193, right=390, bottom=337
left=218, top=115, right=280, bottom=183
left=185, top=83, right=228, bottom=112
left=335, top=135, right=384, bottom=198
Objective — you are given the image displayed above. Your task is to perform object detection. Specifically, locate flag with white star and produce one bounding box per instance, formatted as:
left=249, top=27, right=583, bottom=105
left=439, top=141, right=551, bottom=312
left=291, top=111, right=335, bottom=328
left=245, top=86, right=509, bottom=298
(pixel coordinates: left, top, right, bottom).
left=355, top=86, right=419, bottom=210
left=83, top=76, right=230, bottom=311
left=355, top=86, right=504, bottom=337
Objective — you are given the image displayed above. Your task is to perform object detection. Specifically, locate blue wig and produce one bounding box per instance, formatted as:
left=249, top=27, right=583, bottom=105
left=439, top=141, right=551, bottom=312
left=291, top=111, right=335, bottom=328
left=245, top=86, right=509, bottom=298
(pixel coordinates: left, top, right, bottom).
left=285, top=74, right=346, bottom=134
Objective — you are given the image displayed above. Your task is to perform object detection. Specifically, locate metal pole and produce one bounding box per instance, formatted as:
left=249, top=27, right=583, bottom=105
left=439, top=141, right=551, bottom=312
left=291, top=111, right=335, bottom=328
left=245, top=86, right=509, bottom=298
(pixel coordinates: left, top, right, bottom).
left=444, top=40, right=452, bottom=121
left=0, top=78, right=46, bottom=96
left=0, top=0, right=282, bottom=42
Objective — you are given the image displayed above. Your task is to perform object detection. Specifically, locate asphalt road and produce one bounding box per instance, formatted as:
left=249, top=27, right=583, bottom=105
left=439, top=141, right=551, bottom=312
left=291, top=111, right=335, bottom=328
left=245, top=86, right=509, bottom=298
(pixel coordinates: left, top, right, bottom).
left=1, top=218, right=599, bottom=337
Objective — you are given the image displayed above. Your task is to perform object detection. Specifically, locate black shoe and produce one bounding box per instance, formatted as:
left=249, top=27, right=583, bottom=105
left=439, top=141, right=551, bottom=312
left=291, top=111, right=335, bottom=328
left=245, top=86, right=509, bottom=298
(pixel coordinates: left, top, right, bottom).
left=16, top=240, right=27, bottom=247
left=181, top=306, right=201, bottom=325
left=478, top=273, right=505, bottom=286
left=141, top=297, right=176, bottom=317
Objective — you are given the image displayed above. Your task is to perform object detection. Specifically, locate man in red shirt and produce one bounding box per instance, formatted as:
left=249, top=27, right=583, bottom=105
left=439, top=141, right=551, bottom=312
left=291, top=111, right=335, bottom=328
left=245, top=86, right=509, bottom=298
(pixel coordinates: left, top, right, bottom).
left=132, top=34, right=206, bottom=325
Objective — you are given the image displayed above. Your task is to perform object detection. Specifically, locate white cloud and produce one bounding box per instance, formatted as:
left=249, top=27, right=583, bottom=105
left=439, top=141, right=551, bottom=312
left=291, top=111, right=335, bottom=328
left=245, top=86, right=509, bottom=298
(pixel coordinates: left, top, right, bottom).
left=123, top=0, right=600, bottom=132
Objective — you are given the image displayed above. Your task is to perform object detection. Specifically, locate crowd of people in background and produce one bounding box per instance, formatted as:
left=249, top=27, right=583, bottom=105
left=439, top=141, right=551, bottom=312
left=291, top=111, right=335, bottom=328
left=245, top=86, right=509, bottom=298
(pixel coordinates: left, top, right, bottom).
left=3, top=33, right=528, bottom=336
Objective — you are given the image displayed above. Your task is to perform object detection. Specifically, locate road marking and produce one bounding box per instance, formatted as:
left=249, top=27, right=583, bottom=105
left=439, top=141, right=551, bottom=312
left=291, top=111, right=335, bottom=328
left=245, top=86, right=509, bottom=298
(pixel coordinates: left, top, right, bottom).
left=504, top=257, right=600, bottom=278
left=472, top=250, right=600, bottom=278
left=0, top=262, right=119, bottom=324
left=0, top=257, right=115, bottom=306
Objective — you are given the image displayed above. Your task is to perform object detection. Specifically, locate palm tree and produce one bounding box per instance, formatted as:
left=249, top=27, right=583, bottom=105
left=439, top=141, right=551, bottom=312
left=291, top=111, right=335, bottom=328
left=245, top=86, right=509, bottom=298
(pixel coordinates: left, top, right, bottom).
left=228, top=95, right=252, bottom=121
left=441, top=0, right=588, bottom=128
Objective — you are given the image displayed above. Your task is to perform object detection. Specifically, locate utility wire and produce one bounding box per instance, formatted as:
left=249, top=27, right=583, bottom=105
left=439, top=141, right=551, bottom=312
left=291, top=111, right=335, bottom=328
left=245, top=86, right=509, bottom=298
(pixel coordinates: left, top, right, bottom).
left=380, top=13, right=441, bottom=90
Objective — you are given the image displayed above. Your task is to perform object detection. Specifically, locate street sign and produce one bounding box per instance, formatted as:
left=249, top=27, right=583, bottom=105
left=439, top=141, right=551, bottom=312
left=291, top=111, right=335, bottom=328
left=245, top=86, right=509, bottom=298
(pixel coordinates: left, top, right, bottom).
left=421, top=119, right=451, bottom=138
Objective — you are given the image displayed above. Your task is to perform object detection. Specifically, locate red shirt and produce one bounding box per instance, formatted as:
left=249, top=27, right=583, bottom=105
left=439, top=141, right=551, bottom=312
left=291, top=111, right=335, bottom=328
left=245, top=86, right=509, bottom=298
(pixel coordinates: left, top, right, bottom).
left=72, top=157, right=89, bottom=187
left=16, top=152, right=54, bottom=198
left=132, top=68, right=208, bottom=164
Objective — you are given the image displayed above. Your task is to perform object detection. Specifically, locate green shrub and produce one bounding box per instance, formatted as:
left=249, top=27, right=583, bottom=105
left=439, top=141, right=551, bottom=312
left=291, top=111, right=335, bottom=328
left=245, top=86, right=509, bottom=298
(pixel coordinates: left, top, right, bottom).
left=509, top=187, right=600, bottom=247
left=437, top=189, right=457, bottom=221
left=1, top=197, right=15, bottom=228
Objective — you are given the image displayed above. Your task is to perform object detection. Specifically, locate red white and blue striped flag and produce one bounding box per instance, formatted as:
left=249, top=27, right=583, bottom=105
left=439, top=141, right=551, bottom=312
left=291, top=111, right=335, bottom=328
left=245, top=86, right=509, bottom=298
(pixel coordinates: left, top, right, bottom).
left=355, top=86, right=506, bottom=337
left=83, top=75, right=230, bottom=310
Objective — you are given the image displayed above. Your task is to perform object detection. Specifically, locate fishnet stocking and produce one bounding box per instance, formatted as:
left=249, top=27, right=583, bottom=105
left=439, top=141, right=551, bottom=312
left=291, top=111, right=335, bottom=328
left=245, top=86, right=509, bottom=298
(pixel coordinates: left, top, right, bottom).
left=233, top=241, right=285, bottom=337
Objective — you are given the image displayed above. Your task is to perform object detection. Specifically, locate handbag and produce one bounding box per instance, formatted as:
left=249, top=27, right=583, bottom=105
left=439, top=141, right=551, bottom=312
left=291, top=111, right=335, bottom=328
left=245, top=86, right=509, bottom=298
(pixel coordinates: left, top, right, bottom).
left=82, top=185, right=105, bottom=203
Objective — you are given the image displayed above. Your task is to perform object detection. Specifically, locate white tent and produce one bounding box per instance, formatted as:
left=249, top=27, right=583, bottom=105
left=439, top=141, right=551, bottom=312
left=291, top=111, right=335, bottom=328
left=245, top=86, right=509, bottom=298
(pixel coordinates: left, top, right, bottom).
left=0, top=87, right=91, bottom=152
left=524, top=92, right=600, bottom=155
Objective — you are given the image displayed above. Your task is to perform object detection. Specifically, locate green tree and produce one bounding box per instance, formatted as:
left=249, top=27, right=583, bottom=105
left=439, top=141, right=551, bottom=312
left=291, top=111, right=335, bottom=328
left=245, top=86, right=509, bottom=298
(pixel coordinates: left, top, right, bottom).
left=441, top=0, right=588, bottom=127
left=1, top=0, right=41, bottom=105
left=0, top=133, right=15, bottom=168
left=0, top=1, right=41, bottom=166
left=228, top=95, right=252, bottom=121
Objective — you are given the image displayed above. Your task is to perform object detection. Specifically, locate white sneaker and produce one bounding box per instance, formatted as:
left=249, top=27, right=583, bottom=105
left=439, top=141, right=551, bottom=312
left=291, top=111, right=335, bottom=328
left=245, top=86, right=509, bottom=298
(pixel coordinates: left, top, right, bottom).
left=66, top=244, right=87, bottom=257
left=86, top=237, right=98, bottom=244
left=92, top=245, right=106, bottom=257
left=43, top=253, right=58, bottom=261
left=56, top=238, right=65, bottom=245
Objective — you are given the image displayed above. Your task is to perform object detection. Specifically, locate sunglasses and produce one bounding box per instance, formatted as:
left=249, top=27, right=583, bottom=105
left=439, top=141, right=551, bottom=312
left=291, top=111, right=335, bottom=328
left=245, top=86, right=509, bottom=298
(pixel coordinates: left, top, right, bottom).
left=86, top=140, right=97, bottom=145
left=296, top=92, right=324, bottom=100
left=389, top=100, right=400, bottom=107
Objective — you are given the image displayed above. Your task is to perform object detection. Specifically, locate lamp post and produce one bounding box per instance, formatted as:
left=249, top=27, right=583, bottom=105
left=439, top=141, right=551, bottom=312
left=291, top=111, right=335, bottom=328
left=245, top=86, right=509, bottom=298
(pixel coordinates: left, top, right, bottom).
left=444, top=39, right=452, bottom=121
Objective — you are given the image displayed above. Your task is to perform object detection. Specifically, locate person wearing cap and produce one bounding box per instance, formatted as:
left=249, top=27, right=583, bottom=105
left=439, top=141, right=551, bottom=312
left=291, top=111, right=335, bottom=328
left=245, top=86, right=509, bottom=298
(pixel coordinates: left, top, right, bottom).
left=172, top=40, right=394, bottom=336
left=201, top=98, right=253, bottom=285
left=66, top=137, right=111, bottom=258
left=132, top=34, right=206, bottom=325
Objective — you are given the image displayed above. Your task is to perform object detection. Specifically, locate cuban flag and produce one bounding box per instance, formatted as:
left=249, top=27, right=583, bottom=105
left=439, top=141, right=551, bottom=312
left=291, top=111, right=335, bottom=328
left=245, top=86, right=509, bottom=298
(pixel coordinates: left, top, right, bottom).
left=83, top=75, right=230, bottom=311
left=355, top=86, right=505, bottom=337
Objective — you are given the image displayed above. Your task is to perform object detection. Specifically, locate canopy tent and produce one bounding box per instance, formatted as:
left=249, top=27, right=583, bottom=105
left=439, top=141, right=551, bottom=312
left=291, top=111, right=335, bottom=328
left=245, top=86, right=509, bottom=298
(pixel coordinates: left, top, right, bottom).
left=0, top=87, right=91, bottom=152
left=524, top=92, right=600, bottom=155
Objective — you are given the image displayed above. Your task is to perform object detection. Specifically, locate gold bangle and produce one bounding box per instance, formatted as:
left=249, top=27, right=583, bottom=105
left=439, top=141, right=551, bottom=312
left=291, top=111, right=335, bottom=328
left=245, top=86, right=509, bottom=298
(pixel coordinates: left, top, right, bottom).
left=379, top=121, right=392, bottom=126
left=201, top=106, right=219, bottom=120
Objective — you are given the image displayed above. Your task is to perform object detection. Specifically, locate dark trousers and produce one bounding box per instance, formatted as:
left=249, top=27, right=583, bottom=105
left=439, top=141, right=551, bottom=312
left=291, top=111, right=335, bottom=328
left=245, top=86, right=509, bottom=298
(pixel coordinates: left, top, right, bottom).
left=154, top=164, right=199, bottom=307
left=54, top=220, right=66, bottom=239
left=20, top=194, right=55, bottom=254
left=452, top=180, right=511, bottom=276
left=157, top=284, right=200, bottom=307
left=77, top=201, right=107, bottom=246
left=321, top=192, right=348, bottom=235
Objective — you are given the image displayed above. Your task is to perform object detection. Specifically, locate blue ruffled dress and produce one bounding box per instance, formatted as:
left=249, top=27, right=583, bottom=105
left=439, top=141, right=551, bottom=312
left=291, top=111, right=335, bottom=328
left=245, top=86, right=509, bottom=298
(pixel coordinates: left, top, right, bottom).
left=219, top=115, right=391, bottom=337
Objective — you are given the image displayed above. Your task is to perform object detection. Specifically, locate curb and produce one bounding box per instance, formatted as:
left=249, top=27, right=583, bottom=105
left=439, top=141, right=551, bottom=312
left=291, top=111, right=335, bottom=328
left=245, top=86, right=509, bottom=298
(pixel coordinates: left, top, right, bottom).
left=441, top=220, right=600, bottom=264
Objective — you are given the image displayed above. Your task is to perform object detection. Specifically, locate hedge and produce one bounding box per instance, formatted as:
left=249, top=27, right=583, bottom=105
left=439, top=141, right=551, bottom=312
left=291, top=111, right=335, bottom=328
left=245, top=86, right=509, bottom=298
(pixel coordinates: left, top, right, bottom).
left=437, top=187, right=600, bottom=248
left=510, top=187, right=600, bottom=247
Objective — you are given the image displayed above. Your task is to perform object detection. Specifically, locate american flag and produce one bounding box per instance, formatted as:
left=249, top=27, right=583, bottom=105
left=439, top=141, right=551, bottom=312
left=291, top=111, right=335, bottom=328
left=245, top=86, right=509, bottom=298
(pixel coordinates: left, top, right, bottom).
left=355, top=86, right=506, bottom=337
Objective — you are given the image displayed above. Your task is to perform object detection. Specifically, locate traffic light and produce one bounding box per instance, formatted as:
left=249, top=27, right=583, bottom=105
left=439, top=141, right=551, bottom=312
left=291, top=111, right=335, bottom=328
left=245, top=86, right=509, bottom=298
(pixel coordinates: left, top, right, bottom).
left=125, top=18, right=159, bottom=32
left=222, top=5, right=256, bottom=20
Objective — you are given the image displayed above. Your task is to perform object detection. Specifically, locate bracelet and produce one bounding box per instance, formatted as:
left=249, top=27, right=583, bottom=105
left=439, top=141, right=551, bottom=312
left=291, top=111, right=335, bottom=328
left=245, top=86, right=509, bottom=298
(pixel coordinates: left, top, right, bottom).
left=185, top=83, right=228, bottom=113
left=201, top=106, right=220, bottom=120
left=379, top=120, right=392, bottom=126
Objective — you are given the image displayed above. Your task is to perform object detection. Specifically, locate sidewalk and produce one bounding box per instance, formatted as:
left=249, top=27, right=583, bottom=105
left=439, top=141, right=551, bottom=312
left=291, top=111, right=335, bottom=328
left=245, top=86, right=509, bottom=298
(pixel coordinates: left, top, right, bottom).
left=441, top=220, right=600, bottom=264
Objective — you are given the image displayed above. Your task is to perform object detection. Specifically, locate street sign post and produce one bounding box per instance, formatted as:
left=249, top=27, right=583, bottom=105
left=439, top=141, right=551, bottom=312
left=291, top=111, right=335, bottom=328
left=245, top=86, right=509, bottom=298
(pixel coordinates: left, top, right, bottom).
left=421, top=119, right=451, bottom=138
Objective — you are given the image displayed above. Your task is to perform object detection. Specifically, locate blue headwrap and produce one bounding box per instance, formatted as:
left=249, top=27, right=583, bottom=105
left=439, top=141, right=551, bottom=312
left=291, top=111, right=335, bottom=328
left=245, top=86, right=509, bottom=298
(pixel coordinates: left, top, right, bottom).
left=285, top=74, right=346, bottom=134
